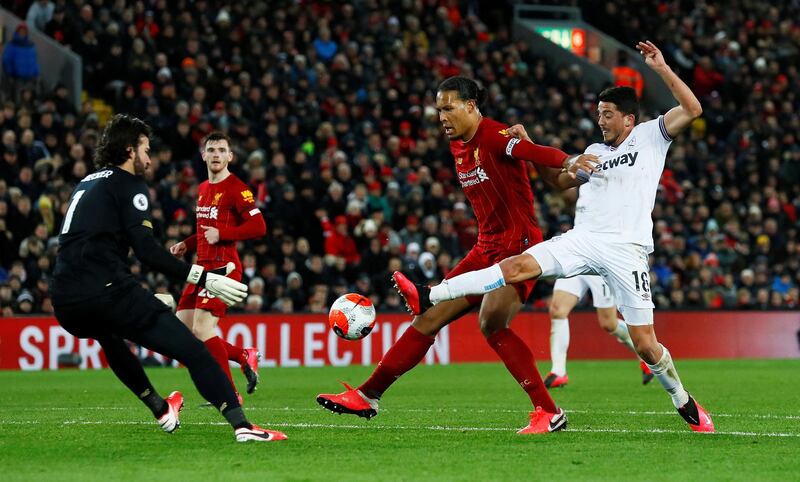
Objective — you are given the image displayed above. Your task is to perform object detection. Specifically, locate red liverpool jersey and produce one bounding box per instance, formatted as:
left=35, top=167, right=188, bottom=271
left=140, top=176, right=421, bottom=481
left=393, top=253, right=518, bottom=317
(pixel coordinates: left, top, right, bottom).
left=193, top=174, right=263, bottom=266
left=450, top=117, right=567, bottom=250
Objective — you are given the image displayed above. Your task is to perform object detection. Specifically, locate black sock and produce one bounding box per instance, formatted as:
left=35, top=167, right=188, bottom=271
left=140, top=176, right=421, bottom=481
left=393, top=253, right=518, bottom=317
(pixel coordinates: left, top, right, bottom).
left=140, top=388, right=167, bottom=417
left=222, top=406, right=251, bottom=430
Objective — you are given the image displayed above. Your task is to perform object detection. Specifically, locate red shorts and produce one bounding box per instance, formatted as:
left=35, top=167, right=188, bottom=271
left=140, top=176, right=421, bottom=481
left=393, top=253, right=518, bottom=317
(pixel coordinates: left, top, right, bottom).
left=446, top=229, right=542, bottom=305
left=176, top=262, right=242, bottom=318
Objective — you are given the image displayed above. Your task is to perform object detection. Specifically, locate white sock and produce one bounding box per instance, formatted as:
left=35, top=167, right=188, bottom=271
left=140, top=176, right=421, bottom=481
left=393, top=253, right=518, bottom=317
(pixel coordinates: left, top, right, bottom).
left=611, top=319, right=636, bottom=353
left=550, top=318, right=569, bottom=376
left=429, top=264, right=505, bottom=304
left=646, top=345, right=690, bottom=408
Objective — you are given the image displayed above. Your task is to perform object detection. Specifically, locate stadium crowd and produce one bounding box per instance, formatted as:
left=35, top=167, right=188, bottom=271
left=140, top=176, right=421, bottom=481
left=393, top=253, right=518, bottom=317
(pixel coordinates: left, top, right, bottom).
left=0, top=0, right=798, bottom=316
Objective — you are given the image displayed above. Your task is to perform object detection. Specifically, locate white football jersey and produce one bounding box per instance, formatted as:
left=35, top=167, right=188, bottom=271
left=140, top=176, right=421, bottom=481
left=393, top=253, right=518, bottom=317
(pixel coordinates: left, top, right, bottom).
left=573, top=115, right=672, bottom=252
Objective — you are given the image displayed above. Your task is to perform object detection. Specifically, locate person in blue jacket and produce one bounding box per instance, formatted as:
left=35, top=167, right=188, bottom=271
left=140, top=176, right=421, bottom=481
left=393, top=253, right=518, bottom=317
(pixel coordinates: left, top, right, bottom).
left=3, top=23, right=40, bottom=81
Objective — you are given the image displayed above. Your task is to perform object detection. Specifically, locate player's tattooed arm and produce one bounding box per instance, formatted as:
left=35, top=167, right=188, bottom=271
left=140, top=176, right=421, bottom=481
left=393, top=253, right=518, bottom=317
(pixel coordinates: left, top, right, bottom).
left=637, top=40, right=702, bottom=138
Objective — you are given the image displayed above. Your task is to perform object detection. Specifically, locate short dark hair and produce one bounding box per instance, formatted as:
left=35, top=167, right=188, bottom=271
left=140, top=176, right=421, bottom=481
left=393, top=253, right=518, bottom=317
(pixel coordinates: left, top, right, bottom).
left=437, top=76, right=488, bottom=107
left=598, top=86, right=639, bottom=121
left=94, top=114, right=151, bottom=168
left=202, top=131, right=231, bottom=150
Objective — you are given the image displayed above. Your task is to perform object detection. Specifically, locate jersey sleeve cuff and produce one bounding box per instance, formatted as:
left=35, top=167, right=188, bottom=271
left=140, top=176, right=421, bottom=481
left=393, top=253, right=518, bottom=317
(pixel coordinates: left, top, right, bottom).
left=658, top=116, right=673, bottom=141
left=187, top=264, right=204, bottom=285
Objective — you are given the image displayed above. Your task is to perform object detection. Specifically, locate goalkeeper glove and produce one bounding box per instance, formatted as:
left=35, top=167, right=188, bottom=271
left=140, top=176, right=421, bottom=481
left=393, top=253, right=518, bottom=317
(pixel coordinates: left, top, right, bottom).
left=186, top=262, right=248, bottom=306
left=154, top=293, right=176, bottom=312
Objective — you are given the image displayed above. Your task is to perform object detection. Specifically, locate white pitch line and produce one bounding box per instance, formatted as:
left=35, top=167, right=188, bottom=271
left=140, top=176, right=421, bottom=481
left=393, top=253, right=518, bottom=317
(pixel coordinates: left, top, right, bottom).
left=49, top=420, right=800, bottom=438
left=0, top=420, right=798, bottom=438
left=6, top=406, right=800, bottom=420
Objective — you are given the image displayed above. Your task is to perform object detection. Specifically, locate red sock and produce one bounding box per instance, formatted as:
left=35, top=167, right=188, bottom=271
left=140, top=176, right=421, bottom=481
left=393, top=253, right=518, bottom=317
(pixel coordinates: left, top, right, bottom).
left=487, top=328, right=557, bottom=413
left=223, top=340, right=246, bottom=365
left=359, top=326, right=434, bottom=399
left=204, top=337, right=236, bottom=388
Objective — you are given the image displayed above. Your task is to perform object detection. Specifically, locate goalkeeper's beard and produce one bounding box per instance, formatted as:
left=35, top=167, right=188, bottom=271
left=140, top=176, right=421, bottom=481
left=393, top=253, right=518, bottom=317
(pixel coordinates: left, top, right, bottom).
left=133, top=152, right=146, bottom=176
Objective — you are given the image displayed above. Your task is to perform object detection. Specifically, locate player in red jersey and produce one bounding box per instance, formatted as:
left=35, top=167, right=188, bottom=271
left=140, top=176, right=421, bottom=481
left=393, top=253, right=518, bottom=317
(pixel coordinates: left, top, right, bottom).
left=317, top=77, right=598, bottom=434
left=170, top=132, right=266, bottom=399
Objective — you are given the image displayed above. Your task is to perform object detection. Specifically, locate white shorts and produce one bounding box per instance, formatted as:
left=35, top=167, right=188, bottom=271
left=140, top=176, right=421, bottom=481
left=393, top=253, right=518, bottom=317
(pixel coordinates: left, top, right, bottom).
left=525, top=229, right=654, bottom=320
left=553, top=275, right=615, bottom=308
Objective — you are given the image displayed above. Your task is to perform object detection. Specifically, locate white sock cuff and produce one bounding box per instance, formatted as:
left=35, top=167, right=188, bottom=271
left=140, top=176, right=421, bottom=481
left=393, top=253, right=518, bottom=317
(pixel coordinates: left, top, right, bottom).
left=432, top=263, right=506, bottom=303
left=429, top=282, right=451, bottom=305
left=485, top=264, right=505, bottom=290
left=647, top=344, right=670, bottom=371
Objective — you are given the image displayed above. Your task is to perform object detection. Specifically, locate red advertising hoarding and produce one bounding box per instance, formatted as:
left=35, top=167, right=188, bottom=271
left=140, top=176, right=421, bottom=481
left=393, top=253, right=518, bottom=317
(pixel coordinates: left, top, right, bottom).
left=0, top=311, right=798, bottom=370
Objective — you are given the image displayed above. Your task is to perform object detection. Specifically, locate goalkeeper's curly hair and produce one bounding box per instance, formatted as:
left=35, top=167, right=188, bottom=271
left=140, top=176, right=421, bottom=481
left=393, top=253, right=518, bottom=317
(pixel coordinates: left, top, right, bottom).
left=94, top=114, right=152, bottom=169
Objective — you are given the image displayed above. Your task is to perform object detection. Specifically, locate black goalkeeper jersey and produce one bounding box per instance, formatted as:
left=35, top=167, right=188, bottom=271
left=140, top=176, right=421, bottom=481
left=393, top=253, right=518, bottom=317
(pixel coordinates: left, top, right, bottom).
left=51, top=166, right=190, bottom=305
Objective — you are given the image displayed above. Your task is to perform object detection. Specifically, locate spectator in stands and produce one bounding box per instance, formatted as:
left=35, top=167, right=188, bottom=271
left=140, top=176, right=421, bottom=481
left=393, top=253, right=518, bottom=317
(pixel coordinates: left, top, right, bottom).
left=44, top=5, right=76, bottom=47
left=26, top=0, right=54, bottom=31
left=0, top=0, right=795, bottom=315
left=612, top=50, right=644, bottom=98
left=324, top=215, right=360, bottom=267
left=2, top=23, right=40, bottom=102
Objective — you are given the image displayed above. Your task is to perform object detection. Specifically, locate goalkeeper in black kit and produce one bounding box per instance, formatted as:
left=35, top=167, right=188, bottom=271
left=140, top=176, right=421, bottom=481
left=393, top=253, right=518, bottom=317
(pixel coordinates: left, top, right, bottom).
left=50, top=114, right=286, bottom=443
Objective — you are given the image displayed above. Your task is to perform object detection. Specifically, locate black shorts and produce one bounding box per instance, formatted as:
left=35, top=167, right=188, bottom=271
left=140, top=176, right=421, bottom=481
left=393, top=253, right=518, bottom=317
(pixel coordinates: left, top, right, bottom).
left=54, top=283, right=171, bottom=339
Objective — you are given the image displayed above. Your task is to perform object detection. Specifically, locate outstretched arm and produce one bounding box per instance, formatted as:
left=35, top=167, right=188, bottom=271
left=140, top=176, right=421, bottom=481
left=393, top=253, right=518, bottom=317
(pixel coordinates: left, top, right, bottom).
left=637, top=41, right=702, bottom=138
left=537, top=165, right=585, bottom=190
left=507, top=124, right=592, bottom=190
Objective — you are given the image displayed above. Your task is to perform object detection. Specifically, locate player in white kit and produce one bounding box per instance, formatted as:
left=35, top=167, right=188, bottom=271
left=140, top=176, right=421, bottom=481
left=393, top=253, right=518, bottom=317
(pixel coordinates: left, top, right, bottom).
left=545, top=275, right=654, bottom=388
left=541, top=127, right=653, bottom=388
left=394, top=41, right=714, bottom=432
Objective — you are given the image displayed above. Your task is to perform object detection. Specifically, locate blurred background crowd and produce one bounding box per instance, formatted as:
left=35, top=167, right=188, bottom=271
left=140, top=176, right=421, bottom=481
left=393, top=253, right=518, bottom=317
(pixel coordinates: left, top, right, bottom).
left=0, top=0, right=798, bottom=316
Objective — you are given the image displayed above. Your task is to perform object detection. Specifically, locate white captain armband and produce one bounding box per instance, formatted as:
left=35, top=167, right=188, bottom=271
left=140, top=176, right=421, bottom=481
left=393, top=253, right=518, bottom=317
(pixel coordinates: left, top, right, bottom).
left=505, top=138, right=520, bottom=156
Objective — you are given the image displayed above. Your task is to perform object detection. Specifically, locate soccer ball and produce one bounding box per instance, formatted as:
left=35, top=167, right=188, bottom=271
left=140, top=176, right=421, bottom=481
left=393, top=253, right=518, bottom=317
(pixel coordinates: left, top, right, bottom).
left=329, top=293, right=376, bottom=340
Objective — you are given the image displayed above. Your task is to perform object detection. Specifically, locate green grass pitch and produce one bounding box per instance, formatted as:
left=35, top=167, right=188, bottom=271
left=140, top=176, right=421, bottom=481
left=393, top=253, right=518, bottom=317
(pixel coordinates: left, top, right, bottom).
left=2, top=360, right=799, bottom=481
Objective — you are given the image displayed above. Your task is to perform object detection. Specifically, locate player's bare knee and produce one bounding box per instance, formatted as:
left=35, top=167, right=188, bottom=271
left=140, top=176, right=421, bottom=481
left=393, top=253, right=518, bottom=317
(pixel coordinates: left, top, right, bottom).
left=498, top=257, right=524, bottom=282
left=479, top=318, right=506, bottom=338
left=636, top=346, right=659, bottom=365
left=596, top=308, right=618, bottom=332
left=412, top=312, right=443, bottom=337
left=633, top=338, right=660, bottom=364
left=499, top=255, right=538, bottom=284
left=549, top=302, right=569, bottom=320
left=191, top=326, right=213, bottom=341
left=598, top=317, right=617, bottom=333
